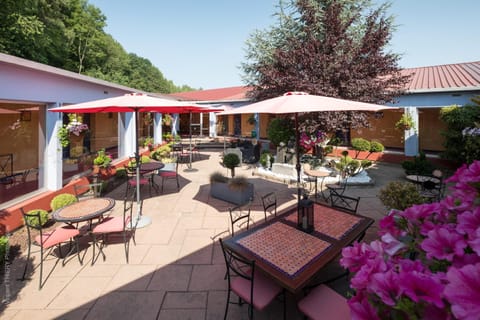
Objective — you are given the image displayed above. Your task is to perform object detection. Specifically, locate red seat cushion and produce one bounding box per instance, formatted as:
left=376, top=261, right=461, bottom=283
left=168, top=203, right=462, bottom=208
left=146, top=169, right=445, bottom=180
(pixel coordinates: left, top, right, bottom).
left=159, top=171, right=177, bottom=177
left=298, top=284, right=350, bottom=320
left=231, top=270, right=282, bottom=310
left=128, top=178, right=148, bottom=186
left=92, top=216, right=130, bottom=234
left=35, top=226, right=80, bottom=249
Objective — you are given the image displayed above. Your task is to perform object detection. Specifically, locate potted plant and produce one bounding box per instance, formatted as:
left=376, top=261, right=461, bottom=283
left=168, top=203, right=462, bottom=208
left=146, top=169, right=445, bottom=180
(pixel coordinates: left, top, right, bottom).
left=50, top=193, right=78, bottom=211
left=395, top=112, right=415, bottom=131
left=143, top=136, right=154, bottom=151
left=57, top=113, right=89, bottom=148
left=162, top=114, right=173, bottom=126
left=93, top=149, right=115, bottom=178
left=247, top=114, right=257, bottom=125
left=378, top=181, right=425, bottom=212
left=209, top=172, right=254, bottom=205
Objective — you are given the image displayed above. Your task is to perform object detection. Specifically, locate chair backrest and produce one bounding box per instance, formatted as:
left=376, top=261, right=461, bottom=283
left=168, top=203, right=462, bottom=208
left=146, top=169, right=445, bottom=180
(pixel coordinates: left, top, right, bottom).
left=229, top=203, right=251, bottom=236
left=74, top=182, right=103, bottom=200
left=261, top=192, right=277, bottom=220
left=21, top=208, right=45, bottom=247
left=330, top=193, right=360, bottom=214
left=124, top=165, right=137, bottom=178
left=219, top=238, right=255, bottom=287
left=123, top=191, right=136, bottom=230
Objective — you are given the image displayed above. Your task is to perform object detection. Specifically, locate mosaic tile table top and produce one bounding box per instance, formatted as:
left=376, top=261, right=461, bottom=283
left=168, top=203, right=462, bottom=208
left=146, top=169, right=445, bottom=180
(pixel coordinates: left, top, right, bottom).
left=284, top=205, right=362, bottom=240
left=53, top=197, right=115, bottom=223
left=237, top=221, right=331, bottom=277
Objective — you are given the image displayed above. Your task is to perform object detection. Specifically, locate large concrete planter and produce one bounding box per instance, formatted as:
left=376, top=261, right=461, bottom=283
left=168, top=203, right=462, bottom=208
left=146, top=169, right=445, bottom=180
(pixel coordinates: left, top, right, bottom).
left=210, top=182, right=254, bottom=205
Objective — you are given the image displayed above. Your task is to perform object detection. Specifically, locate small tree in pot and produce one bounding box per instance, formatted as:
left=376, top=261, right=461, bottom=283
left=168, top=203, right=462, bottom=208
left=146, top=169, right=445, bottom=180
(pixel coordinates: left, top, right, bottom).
left=223, top=153, right=240, bottom=177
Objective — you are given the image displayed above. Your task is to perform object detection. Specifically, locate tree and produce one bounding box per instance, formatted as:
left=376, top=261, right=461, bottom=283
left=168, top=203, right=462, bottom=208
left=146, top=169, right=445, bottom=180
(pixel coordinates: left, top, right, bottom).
left=242, top=0, right=410, bottom=133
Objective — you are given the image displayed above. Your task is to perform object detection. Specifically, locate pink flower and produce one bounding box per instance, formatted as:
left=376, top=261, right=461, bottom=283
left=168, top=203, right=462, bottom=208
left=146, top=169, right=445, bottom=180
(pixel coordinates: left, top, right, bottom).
left=421, top=227, right=467, bottom=261
left=457, top=209, right=480, bottom=237
left=445, top=263, right=480, bottom=320
left=398, top=271, right=445, bottom=308
left=381, top=233, right=406, bottom=256
left=369, top=270, right=401, bottom=306
left=340, top=242, right=380, bottom=273
left=348, top=292, right=380, bottom=320
left=350, top=257, right=387, bottom=290
left=469, top=228, right=480, bottom=256
left=400, top=203, right=440, bottom=222
left=378, top=213, right=402, bottom=236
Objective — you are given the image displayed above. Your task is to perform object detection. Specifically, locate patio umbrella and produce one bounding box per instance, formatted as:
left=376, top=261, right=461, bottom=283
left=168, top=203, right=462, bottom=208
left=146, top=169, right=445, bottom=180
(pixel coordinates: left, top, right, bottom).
left=219, top=92, right=394, bottom=205
left=50, top=92, right=218, bottom=227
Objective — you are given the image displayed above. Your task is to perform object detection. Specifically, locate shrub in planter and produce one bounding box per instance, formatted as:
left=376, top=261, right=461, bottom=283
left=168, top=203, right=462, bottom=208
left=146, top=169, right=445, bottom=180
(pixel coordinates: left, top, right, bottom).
left=401, top=151, right=436, bottom=175
left=24, top=209, right=49, bottom=227
left=259, top=151, right=272, bottom=169
left=351, top=138, right=371, bottom=157
left=50, top=193, right=78, bottom=211
left=378, top=181, right=425, bottom=211
left=369, top=140, right=385, bottom=153
left=210, top=171, right=229, bottom=183
left=210, top=173, right=254, bottom=205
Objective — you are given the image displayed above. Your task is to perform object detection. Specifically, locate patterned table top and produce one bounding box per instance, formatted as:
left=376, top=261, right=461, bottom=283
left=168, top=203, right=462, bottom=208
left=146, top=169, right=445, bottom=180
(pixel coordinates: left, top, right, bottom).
left=53, top=197, right=115, bottom=223
left=237, top=221, right=331, bottom=278
left=284, top=204, right=362, bottom=240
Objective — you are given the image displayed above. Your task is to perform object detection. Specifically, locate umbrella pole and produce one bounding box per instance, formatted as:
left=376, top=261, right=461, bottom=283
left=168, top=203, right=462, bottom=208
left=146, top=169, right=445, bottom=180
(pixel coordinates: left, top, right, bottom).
left=295, top=113, right=302, bottom=211
left=134, top=110, right=151, bottom=228
left=184, top=111, right=197, bottom=172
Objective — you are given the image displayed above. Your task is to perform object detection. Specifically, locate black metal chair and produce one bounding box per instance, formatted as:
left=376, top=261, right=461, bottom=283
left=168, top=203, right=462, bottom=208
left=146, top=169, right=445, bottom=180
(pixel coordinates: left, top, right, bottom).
left=219, top=238, right=285, bottom=320
left=228, top=203, right=251, bottom=237
left=90, top=193, right=137, bottom=265
left=261, top=192, right=277, bottom=222
left=325, top=171, right=349, bottom=201
left=330, top=193, right=360, bottom=214
left=158, top=158, right=180, bottom=192
left=73, top=182, right=103, bottom=200
left=21, top=208, right=82, bottom=289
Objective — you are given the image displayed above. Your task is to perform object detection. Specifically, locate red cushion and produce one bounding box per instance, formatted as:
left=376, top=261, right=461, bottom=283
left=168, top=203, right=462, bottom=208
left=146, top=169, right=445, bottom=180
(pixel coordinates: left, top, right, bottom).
left=231, top=270, right=282, bottom=310
left=160, top=171, right=177, bottom=177
left=92, top=216, right=130, bottom=234
left=35, top=226, right=80, bottom=249
left=128, top=178, right=148, bottom=186
left=298, top=284, right=350, bottom=320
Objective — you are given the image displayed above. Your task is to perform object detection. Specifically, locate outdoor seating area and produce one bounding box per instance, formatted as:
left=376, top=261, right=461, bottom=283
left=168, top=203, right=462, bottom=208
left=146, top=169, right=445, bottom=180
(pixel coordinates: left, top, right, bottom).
left=1, top=149, right=405, bottom=319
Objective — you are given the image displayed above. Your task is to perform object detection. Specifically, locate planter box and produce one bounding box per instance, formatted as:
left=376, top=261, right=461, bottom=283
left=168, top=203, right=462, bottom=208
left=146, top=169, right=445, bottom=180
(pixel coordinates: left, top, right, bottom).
left=210, top=182, right=254, bottom=205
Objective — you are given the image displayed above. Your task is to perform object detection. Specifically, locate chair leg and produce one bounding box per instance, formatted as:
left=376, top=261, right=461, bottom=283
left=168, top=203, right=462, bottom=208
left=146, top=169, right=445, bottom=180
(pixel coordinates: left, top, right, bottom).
left=21, top=242, right=31, bottom=281
left=39, top=246, right=44, bottom=289
left=223, top=289, right=231, bottom=320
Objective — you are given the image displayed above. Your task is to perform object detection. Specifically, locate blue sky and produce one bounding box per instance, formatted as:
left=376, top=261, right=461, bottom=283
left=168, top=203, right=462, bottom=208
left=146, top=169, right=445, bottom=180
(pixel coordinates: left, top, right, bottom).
left=89, top=0, right=479, bottom=90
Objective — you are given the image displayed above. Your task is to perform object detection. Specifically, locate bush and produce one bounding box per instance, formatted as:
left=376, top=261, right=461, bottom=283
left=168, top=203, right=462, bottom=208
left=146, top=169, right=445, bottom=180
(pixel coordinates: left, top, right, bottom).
left=228, top=176, right=250, bottom=191
left=50, top=193, right=78, bottom=211
left=150, top=144, right=171, bottom=160
left=259, top=151, right=272, bottom=168
left=401, top=151, right=435, bottom=175
left=128, top=155, right=151, bottom=167
left=351, top=138, right=371, bottom=152
left=266, top=118, right=295, bottom=147
left=24, top=209, right=49, bottom=227
left=223, top=153, right=240, bottom=177
left=0, top=236, right=8, bottom=265
left=378, top=181, right=425, bottom=210
left=369, top=140, right=385, bottom=153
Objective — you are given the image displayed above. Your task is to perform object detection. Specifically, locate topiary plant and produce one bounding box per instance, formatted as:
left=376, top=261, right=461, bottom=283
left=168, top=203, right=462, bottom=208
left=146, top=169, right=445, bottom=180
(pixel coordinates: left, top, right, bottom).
left=351, top=138, right=371, bottom=158
left=50, top=193, right=78, bottom=211
left=259, top=151, right=272, bottom=169
left=369, top=140, right=385, bottom=153
left=223, top=153, right=240, bottom=177
left=24, top=209, right=49, bottom=227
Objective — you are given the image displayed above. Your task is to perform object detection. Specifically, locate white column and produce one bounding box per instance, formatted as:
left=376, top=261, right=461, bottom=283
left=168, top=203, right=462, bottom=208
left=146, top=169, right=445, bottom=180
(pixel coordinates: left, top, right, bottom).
left=120, top=112, right=136, bottom=158
left=254, top=113, right=260, bottom=138
left=209, top=113, right=217, bottom=138
left=154, top=113, right=163, bottom=145
left=45, top=102, right=63, bottom=190
left=404, top=107, right=419, bottom=156
left=172, top=113, right=179, bottom=137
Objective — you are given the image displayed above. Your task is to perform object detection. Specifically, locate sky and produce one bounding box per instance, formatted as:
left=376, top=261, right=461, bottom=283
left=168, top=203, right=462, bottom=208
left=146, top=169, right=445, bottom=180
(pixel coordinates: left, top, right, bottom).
left=89, top=0, right=480, bottom=90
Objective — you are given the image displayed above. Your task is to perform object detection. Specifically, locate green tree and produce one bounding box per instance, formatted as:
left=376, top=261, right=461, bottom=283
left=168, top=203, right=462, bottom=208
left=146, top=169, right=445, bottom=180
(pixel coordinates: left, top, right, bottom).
left=242, top=0, right=410, bottom=135
left=440, top=97, right=480, bottom=164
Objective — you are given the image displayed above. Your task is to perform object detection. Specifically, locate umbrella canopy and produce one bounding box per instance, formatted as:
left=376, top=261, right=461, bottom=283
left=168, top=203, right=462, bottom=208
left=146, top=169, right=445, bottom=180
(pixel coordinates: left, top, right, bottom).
left=219, top=91, right=390, bottom=115
left=0, top=107, right=20, bottom=114
left=218, top=91, right=394, bottom=208
left=50, top=93, right=220, bottom=227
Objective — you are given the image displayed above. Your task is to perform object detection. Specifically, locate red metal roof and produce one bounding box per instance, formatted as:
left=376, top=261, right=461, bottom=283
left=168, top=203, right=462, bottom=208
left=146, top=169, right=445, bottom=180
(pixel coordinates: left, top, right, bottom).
left=169, top=86, right=251, bottom=101
left=170, top=62, right=480, bottom=101
left=402, top=61, right=480, bottom=91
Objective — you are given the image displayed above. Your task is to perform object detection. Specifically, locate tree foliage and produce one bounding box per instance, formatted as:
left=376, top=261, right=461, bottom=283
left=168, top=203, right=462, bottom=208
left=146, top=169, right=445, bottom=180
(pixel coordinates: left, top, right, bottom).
left=242, top=0, right=410, bottom=133
left=440, top=97, right=480, bottom=164
left=0, top=0, right=195, bottom=93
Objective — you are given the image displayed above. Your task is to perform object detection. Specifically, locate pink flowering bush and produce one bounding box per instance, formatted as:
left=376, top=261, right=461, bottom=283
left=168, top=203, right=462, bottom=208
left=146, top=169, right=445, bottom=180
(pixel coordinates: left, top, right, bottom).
left=299, top=130, right=328, bottom=152
left=341, top=161, right=480, bottom=320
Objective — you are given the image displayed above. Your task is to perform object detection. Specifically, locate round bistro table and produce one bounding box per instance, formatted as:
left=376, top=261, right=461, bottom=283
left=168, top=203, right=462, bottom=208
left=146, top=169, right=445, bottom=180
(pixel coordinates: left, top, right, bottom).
left=53, top=197, right=115, bottom=226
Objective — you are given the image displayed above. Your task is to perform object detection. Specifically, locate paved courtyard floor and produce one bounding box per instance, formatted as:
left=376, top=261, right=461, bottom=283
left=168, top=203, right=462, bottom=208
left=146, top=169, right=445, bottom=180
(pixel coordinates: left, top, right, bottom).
left=1, top=149, right=405, bottom=319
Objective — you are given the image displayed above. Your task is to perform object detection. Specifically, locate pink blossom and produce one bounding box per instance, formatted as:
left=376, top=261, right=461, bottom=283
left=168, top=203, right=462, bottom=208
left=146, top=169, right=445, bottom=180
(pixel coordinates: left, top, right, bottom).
left=457, top=209, right=480, bottom=237
left=398, top=271, right=445, bottom=308
left=381, top=233, right=406, bottom=256
left=369, top=270, right=401, bottom=306
left=421, top=227, right=467, bottom=261
left=348, top=292, right=380, bottom=320
left=340, top=241, right=381, bottom=273
left=400, top=203, right=440, bottom=224
left=398, top=259, right=426, bottom=273
left=469, top=228, right=480, bottom=256
left=445, top=164, right=468, bottom=183
left=378, top=213, right=402, bottom=236
left=445, top=263, right=480, bottom=320
left=350, top=257, right=387, bottom=290
left=442, top=194, right=474, bottom=212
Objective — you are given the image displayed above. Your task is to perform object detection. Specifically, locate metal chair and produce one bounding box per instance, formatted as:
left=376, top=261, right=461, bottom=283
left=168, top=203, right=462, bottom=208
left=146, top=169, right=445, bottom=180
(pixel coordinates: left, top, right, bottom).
left=261, top=192, right=277, bottom=222
left=298, top=283, right=350, bottom=320
left=325, top=170, right=349, bottom=201
left=330, top=193, right=360, bottom=214
left=158, top=158, right=180, bottom=192
left=219, top=238, right=285, bottom=320
left=73, top=182, right=103, bottom=200
left=20, top=208, right=82, bottom=289
left=90, top=193, right=137, bottom=265
left=229, top=203, right=251, bottom=237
